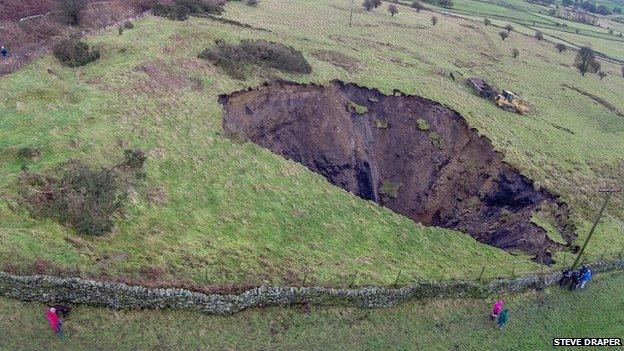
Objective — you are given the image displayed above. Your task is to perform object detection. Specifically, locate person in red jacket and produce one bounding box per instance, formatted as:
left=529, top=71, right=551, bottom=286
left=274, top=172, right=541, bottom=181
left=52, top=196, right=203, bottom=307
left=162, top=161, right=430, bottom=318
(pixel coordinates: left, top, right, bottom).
left=45, top=307, right=64, bottom=338
left=490, top=299, right=504, bottom=321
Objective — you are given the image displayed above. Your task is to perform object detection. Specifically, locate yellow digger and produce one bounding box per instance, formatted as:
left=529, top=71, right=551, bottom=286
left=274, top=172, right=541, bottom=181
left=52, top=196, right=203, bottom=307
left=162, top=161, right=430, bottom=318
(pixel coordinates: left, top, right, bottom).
left=494, top=90, right=530, bottom=115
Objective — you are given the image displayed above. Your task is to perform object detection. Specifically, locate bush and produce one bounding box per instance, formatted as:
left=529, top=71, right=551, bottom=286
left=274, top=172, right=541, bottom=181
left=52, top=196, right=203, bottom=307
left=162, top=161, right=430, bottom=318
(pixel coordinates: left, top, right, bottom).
left=431, top=15, right=438, bottom=25
left=511, top=48, right=519, bottom=58
left=18, top=147, right=42, bottom=160
left=499, top=31, right=509, bottom=40
left=483, top=18, right=491, bottom=25
left=438, top=0, right=453, bottom=8
left=388, top=3, right=398, bottom=16
left=505, top=24, right=514, bottom=32
left=53, top=39, right=100, bottom=67
left=57, top=0, right=86, bottom=26
left=555, top=43, right=567, bottom=53
left=411, top=1, right=424, bottom=11
left=152, top=0, right=222, bottom=20
left=535, top=31, right=543, bottom=40
left=598, top=71, right=607, bottom=80
left=123, top=21, right=134, bottom=29
left=18, top=151, right=147, bottom=236
left=198, top=39, right=312, bottom=78
left=363, top=0, right=375, bottom=10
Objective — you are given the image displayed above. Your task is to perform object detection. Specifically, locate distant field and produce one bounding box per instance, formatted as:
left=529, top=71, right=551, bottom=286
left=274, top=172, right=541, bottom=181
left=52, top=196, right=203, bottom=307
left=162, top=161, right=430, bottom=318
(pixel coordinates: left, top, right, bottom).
left=0, top=0, right=623, bottom=288
left=1, top=270, right=622, bottom=350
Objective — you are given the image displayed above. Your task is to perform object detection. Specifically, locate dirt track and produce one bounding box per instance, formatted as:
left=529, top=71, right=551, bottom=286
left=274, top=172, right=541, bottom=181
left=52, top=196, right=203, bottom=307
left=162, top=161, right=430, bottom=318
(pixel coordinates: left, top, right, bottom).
left=220, top=80, right=576, bottom=260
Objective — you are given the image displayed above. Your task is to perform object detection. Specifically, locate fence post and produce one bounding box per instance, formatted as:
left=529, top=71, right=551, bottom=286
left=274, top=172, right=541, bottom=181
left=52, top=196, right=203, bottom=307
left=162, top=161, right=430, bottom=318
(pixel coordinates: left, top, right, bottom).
left=393, top=270, right=402, bottom=287
left=477, top=266, right=485, bottom=282
left=349, top=272, right=358, bottom=288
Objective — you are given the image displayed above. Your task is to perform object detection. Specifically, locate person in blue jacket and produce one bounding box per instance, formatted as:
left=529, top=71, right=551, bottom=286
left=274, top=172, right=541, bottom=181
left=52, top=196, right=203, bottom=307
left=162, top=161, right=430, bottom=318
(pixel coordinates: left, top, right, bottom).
left=579, top=267, right=592, bottom=289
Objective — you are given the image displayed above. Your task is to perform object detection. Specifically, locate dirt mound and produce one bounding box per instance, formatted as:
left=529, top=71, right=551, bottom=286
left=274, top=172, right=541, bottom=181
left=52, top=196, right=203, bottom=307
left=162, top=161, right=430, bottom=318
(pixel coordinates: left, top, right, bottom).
left=220, top=80, right=575, bottom=259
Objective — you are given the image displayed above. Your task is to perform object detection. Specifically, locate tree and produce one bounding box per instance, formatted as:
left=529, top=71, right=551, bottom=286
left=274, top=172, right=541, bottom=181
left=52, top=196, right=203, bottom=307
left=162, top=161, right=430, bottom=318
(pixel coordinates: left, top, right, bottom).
left=511, top=48, right=519, bottom=58
left=574, top=46, right=600, bottom=76
left=499, top=31, right=509, bottom=40
left=373, top=0, right=382, bottom=7
left=411, top=1, right=424, bottom=12
left=535, top=31, right=543, bottom=40
left=484, top=18, right=491, bottom=26
left=58, top=0, right=86, bottom=26
left=363, top=0, right=375, bottom=10
left=598, top=71, right=607, bottom=80
left=388, top=3, right=398, bottom=16
left=438, top=0, right=453, bottom=8
left=431, top=15, right=438, bottom=25
left=505, top=24, right=514, bottom=33
left=555, top=43, right=567, bottom=53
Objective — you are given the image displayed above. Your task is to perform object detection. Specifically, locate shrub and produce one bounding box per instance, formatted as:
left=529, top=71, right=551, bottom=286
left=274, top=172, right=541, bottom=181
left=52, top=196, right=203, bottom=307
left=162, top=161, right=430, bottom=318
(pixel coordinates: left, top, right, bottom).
left=123, top=21, right=134, bottom=29
left=438, top=0, right=453, bottom=8
left=18, top=151, right=147, bottom=236
left=484, top=18, right=491, bottom=26
left=152, top=0, right=222, bottom=20
left=431, top=15, right=438, bottom=25
left=535, top=31, right=543, bottom=40
left=411, top=1, right=424, bottom=11
left=18, top=147, right=42, bottom=160
left=388, top=3, right=398, bottom=16
left=598, top=71, right=607, bottom=80
left=555, top=43, right=567, bottom=53
left=363, top=0, right=375, bottom=10
left=53, top=39, right=100, bottom=67
left=574, top=46, right=600, bottom=76
left=511, top=48, right=519, bottom=58
left=373, top=0, right=382, bottom=7
left=499, top=31, right=508, bottom=40
left=505, top=24, right=514, bottom=32
left=118, top=26, right=124, bottom=35
left=198, top=39, right=312, bottom=78
left=57, top=0, right=86, bottom=26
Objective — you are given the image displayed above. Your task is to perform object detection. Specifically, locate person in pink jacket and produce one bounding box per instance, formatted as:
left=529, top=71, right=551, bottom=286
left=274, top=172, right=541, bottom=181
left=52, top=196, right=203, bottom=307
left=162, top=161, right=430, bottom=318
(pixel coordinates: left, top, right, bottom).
left=490, top=299, right=504, bottom=321
left=45, top=307, right=64, bottom=338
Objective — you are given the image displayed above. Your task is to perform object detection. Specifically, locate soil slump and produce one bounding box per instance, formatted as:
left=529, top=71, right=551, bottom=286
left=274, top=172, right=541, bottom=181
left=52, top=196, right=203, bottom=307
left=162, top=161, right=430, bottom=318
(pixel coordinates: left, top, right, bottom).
left=220, top=80, right=574, bottom=258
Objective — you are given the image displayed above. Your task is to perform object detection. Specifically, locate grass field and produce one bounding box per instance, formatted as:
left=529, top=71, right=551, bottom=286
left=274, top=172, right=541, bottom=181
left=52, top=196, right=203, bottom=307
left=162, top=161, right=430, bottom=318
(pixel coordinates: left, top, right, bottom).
left=0, top=0, right=623, bottom=289
left=1, top=270, right=622, bottom=350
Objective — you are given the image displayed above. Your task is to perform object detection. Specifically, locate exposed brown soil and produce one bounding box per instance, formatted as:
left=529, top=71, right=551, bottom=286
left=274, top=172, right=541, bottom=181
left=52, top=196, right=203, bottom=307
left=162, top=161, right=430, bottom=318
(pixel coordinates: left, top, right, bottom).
left=220, top=80, right=575, bottom=260
left=311, top=50, right=362, bottom=72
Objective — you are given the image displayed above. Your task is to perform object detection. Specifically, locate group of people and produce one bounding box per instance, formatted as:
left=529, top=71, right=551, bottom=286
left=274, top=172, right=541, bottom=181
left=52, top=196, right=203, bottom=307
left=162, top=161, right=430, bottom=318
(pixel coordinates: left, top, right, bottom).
left=45, top=304, right=71, bottom=339
left=490, top=299, right=509, bottom=330
left=559, top=266, right=592, bottom=291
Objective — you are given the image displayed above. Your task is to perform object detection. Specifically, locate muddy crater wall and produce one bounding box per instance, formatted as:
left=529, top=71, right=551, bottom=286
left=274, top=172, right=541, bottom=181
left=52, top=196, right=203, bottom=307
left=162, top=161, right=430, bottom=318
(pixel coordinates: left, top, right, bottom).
left=220, top=80, right=575, bottom=259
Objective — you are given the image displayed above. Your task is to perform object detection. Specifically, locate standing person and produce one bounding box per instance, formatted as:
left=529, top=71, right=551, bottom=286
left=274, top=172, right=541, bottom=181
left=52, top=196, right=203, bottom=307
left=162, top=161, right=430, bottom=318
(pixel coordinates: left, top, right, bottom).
left=45, top=307, right=64, bottom=338
left=490, top=299, right=504, bottom=321
left=579, top=267, right=592, bottom=289
left=497, top=309, right=509, bottom=330
left=0, top=46, right=8, bottom=64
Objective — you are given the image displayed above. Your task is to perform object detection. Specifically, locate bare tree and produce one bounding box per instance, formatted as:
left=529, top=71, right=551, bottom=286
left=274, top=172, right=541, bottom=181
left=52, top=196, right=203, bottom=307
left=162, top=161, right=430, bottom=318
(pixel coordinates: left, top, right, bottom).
left=511, top=48, right=519, bottom=57
left=555, top=43, right=567, bottom=53
left=431, top=15, right=438, bottom=25
left=363, top=0, right=375, bottom=10
left=388, top=3, right=398, bottom=16
left=499, top=31, right=509, bottom=40
left=484, top=18, right=491, bottom=26
left=505, top=24, right=514, bottom=32
left=598, top=71, right=607, bottom=79
left=57, top=0, right=86, bottom=26
left=574, top=46, right=600, bottom=76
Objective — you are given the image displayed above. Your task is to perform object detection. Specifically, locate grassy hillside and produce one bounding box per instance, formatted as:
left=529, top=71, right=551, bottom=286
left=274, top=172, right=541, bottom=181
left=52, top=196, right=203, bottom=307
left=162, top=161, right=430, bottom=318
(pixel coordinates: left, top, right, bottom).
left=1, top=270, right=622, bottom=350
left=1, top=0, right=623, bottom=288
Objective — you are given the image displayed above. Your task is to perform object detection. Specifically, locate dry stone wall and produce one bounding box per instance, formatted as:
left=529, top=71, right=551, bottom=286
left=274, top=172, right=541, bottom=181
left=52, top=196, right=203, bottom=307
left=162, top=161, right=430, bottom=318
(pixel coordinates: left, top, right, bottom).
left=0, top=259, right=622, bottom=315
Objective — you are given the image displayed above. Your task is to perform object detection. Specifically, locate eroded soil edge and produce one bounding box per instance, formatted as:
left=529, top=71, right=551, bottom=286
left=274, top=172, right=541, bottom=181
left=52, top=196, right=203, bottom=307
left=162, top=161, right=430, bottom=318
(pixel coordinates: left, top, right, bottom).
left=220, top=80, right=575, bottom=261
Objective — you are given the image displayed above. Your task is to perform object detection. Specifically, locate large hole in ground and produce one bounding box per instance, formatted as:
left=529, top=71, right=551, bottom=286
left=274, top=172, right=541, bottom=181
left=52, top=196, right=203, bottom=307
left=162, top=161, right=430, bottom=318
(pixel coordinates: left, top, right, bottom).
left=220, top=80, right=575, bottom=262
